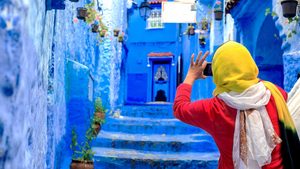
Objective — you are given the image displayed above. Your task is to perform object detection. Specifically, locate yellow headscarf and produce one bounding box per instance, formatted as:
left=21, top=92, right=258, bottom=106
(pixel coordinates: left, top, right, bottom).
left=212, top=41, right=260, bottom=96
left=212, top=40, right=296, bottom=130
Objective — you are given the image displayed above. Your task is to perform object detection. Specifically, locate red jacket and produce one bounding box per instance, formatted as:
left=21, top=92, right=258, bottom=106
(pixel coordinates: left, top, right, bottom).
left=173, top=83, right=286, bottom=169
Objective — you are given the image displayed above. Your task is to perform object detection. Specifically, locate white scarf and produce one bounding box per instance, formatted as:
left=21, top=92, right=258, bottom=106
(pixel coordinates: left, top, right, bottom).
left=218, top=82, right=281, bottom=169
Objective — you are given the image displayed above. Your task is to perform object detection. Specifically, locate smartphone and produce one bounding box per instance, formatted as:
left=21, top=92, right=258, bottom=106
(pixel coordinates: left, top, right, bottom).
left=203, top=62, right=213, bottom=76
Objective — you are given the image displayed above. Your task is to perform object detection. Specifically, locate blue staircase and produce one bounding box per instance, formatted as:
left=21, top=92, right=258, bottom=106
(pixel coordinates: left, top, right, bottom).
left=92, top=104, right=219, bottom=169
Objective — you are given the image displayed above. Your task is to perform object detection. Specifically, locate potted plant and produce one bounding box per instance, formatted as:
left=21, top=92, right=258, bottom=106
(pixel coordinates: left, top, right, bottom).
left=113, top=29, right=120, bottom=37
left=91, top=24, right=99, bottom=33
left=118, top=32, right=125, bottom=43
left=77, top=7, right=88, bottom=20
left=281, top=0, right=299, bottom=18
left=200, top=19, right=209, bottom=30
left=70, top=128, right=95, bottom=169
left=185, top=24, right=195, bottom=36
left=98, top=20, right=108, bottom=38
left=92, top=98, right=105, bottom=135
left=199, top=35, right=206, bottom=46
left=99, top=29, right=107, bottom=37
left=214, top=0, right=223, bottom=20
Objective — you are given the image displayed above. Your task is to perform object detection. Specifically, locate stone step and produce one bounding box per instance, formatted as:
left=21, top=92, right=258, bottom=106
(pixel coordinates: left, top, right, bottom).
left=93, top=131, right=218, bottom=153
left=118, top=105, right=174, bottom=119
left=102, top=117, right=204, bottom=134
left=93, top=147, right=219, bottom=169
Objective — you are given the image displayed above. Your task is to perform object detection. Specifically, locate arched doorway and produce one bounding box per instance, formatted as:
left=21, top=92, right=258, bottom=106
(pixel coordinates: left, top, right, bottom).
left=255, top=15, right=284, bottom=87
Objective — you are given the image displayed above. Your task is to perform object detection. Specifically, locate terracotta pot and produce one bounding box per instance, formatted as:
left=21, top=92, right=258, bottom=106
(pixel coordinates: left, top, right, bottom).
left=91, top=24, right=99, bottom=33
left=92, top=123, right=101, bottom=135
left=113, top=30, right=120, bottom=37
left=70, top=160, right=94, bottom=169
left=281, top=0, right=298, bottom=18
left=77, top=7, right=88, bottom=20
left=214, top=10, right=223, bottom=20
left=94, top=112, right=105, bottom=119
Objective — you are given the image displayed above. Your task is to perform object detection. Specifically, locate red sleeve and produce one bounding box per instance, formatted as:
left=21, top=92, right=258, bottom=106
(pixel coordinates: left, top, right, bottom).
left=173, top=83, right=215, bottom=134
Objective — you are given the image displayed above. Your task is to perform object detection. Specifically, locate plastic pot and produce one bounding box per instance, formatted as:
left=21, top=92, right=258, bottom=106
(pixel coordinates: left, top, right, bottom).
left=77, top=7, right=88, bottom=20
left=214, top=10, right=223, bottom=20
left=113, top=30, right=120, bottom=37
left=281, top=0, right=298, bottom=18
left=70, top=160, right=94, bottom=169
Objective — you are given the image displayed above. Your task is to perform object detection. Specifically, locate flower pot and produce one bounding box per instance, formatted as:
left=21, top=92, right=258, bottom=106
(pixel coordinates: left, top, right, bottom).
left=95, top=112, right=105, bottom=119
left=201, top=22, right=209, bottom=30
left=214, top=10, right=223, bottom=20
left=91, top=24, right=99, bottom=33
left=118, top=36, right=124, bottom=42
left=199, top=38, right=206, bottom=46
left=77, top=7, right=88, bottom=20
left=189, top=28, right=195, bottom=35
left=70, top=160, right=94, bottom=169
left=92, top=123, right=101, bottom=135
left=281, top=0, right=298, bottom=18
left=70, top=0, right=79, bottom=2
left=100, top=31, right=106, bottom=37
left=113, top=30, right=120, bottom=37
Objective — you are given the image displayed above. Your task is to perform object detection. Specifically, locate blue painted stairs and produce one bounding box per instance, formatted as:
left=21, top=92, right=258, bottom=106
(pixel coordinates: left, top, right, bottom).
left=92, top=105, right=219, bottom=169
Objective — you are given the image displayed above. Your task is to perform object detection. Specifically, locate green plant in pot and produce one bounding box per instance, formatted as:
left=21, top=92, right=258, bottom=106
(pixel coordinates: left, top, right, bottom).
left=281, top=0, right=299, bottom=18
left=118, top=32, right=125, bottom=43
left=214, top=0, right=223, bottom=20
left=185, top=24, right=195, bottom=36
left=200, top=18, right=209, bottom=30
left=199, top=35, right=206, bottom=46
left=93, top=98, right=106, bottom=135
left=98, top=20, right=108, bottom=38
left=70, top=128, right=95, bottom=169
left=113, top=29, right=120, bottom=37
left=77, top=7, right=88, bottom=20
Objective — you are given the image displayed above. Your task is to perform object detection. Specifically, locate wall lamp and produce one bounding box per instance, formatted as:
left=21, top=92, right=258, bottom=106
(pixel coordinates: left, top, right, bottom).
left=139, top=0, right=153, bottom=20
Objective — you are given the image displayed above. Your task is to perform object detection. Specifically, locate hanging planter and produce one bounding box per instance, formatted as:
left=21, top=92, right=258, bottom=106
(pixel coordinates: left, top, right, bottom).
left=200, top=19, right=209, bottom=30
left=118, top=34, right=124, bottom=43
left=281, top=0, right=298, bottom=18
left=214, top=10, right=223, bottom=20
left=214, top=1, right=223, bottom=20
left=99, top=29, right=107, bottom=37
left=185, top=24, right=195, bottom=36
left=199, top=36, right=206, bottom=46
left=91, top=24, right=99, bottom=33
left=113, top=29, right=120, bottom=37
left=77, top=7, right=88, bottom=20
left=70, top=160, right=94, bottom=169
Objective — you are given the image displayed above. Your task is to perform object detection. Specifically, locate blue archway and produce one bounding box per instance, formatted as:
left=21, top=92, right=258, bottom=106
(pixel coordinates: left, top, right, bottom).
left=255, top=15, right=284, bottom=87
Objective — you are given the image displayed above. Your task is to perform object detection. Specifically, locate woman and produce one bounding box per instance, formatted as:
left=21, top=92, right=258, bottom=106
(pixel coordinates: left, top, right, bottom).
left=173, top=41, right=300, bottom=169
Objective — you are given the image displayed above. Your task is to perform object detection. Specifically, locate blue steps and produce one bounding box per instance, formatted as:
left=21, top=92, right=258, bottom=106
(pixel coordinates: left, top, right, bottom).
left=92, top=131, right=218, bottom=152
left=93, top=147, right=219, bottom=169
left=92, top=105, right=219, bottom=168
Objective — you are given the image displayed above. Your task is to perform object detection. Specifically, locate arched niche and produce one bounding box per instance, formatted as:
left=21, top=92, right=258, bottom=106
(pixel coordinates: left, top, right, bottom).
left=254, top=15, right=284, bottom=87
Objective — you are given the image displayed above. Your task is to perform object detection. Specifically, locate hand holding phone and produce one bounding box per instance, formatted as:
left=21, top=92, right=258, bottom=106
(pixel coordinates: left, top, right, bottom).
left=203, top=62, right=213, bottom=76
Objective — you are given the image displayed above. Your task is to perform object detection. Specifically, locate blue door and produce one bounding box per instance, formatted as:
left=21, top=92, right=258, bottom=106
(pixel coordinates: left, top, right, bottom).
left=152, top=62, right=170, bottom=102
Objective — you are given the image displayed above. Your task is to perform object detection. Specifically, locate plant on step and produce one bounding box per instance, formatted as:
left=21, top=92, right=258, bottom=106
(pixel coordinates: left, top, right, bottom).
left=214, top=0, right=223, bottom=20
left=265, top=7, right=300, bottom=40
left=93, top=97, right=106, bottom=135
left=70, top=127, right=96, bottom=169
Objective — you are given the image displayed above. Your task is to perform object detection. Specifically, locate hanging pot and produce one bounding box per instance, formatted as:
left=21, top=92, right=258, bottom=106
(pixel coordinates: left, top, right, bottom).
left=91, top=24, right=99, bottom=33
left=214, top=10, right=223, bottom=20
left=70, top=160, right=94, bottom=169
left=199, top=37, right=206, bottom=46
left=77, top=7, right=88, bottom=20
left=118, top=36, right=124, bottom=42
left=113, top=30, right=120, bottom=37
left=281, top=0, right=298, bottom=18
left=189, top=27, right=195, bottom=35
